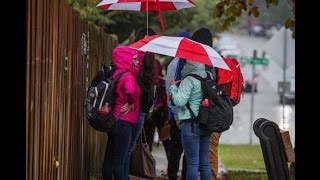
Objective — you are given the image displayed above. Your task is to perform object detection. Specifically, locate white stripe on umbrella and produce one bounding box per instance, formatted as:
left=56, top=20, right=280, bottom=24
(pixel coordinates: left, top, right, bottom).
left=98, top=0, right=118, bottom=6
left=172, top=2, right=195, bottom=10
left=139, top=36, right=183, bottom=56
left=107, top=2, right=141, bottom=11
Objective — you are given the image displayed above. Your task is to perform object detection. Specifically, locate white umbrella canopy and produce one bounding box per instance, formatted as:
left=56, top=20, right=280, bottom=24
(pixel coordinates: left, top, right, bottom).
left=129, top=35, right=231, bottom=71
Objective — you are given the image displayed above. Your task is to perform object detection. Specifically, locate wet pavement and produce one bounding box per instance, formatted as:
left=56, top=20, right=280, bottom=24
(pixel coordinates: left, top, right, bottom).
left=150, top=140, right=227, bottom=179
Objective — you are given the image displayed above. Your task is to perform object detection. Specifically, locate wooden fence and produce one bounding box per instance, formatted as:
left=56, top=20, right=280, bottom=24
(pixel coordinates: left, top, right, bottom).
left=26, top=0, right=117, bottom=179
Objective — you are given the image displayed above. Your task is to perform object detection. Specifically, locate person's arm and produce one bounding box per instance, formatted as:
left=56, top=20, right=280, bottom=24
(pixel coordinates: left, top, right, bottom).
left=122, top=74, right=137, bottom=112
left=169, top=77, right=193, bottom=107
left=166, top=61, right=175, bottom=95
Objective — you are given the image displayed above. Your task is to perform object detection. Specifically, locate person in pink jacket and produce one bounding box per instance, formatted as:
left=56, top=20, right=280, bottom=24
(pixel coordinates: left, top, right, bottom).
left=102, top=45, right=144, bottom=180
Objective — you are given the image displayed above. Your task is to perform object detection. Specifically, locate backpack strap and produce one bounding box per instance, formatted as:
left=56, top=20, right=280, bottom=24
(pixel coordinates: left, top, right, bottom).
left=185, top=73, right=209, bottom=99
left=113, top=70, right=128, bottom=82
left=187, top=73, right=227, bottom=97
left=184, top=73, right=206, bottom=133
left=186, top=102, right=196, bottom=133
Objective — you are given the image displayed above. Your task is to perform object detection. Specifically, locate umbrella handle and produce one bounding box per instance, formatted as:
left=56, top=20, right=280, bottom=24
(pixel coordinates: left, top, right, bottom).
left=156, top=0, right=166, bottom=31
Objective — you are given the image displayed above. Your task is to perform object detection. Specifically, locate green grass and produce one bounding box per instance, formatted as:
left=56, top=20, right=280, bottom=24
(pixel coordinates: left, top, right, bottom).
left=218, top=144, right=266, bottom=170
left=227, top=171, right=268, bottom=180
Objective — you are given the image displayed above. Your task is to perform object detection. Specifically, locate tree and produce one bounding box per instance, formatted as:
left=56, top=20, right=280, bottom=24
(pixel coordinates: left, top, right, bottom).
left=68, top=0, right=223, bottom=42
left=68, top=0, right=115, bottom=26
left=69, top=0, right=295, bottom=42
left=212, top=0, right=295, bottom=38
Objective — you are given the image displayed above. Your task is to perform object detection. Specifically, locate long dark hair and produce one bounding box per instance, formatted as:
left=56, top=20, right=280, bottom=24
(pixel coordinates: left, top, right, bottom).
left=137, top=52, right=157, bottom=89
left=136, top=27, right=157, bottom=89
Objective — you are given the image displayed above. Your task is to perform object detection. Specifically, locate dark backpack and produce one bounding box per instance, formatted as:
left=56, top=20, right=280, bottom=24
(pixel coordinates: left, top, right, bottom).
left=84, top=63, right=127, bottom=132
left=186, top=73, right=233, bottom=133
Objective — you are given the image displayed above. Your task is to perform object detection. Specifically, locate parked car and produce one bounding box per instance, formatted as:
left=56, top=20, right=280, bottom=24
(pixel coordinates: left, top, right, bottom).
left=243, top=79, right=258, bottom=93
left=265, top=26, right=278, bottom=38
left=241, top=66, right=258, bottom=93
left=279, top=91, right=295, bottom=104
left=215, top=36, right=242, bottom=60
left=248, top=25, right=266, bottom=37
left=215, top=36, right=239, bottom=52
left=220, top=49, right=241, bottom=59
left=279, top=78, right=295, bottom=104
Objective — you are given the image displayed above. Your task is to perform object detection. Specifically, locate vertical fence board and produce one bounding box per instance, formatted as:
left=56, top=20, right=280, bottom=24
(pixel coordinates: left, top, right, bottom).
left=34, top=0, right=43, bottom=179
left=51, top=0, right=59, bottom=179
left=26, top=0, right=32, bottom=178
left=29, top=0, right=36, bottom=178
left=47, top=0, right=55, bottom=178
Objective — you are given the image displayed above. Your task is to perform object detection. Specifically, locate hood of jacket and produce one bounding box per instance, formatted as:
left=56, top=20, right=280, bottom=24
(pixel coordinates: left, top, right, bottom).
left=112, top=45, right=145, bottom=77
left=181, top=60, right=207, bottom=78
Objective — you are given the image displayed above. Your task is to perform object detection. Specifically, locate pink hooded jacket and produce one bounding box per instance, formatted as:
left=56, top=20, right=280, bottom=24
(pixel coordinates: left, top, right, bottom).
left=112, top=46, right=145, bottom=124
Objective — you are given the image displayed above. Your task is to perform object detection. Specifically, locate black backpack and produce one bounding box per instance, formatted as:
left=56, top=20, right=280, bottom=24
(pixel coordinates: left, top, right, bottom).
left=84, top=63, right=127, bottom=132
left=186, top=73, right=233, bottom=133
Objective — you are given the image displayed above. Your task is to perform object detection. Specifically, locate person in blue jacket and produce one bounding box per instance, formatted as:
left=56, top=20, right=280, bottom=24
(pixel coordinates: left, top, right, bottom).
left=169, top=28, right=213, bottom=180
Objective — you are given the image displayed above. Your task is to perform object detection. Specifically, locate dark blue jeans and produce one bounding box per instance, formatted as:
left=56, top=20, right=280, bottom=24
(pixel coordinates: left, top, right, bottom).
left=124, top=111, right=147, bottom=179
left=180, top=122, right=212, bottom=180
left=102, top=120, right=133, bottom=180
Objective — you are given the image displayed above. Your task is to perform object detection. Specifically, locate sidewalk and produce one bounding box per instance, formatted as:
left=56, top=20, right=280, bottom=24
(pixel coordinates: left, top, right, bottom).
left=152, top=141, right=228, bottom=179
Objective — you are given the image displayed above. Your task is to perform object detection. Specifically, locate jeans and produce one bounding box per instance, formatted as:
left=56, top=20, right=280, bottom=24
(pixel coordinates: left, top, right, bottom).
left=180, top=122, right=212, bottom=180
left=102, top=120, right=133, bottom=180
left=124, top=111, right=147, bottom=179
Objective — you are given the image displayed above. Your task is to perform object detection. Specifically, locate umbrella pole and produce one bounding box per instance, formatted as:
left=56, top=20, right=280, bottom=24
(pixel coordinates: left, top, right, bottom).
left=147, top=1, right=149, bottom=35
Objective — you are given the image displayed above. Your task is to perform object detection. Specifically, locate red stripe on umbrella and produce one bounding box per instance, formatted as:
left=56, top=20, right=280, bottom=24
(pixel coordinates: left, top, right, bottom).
left=99, top=4, right=112, bottom=9
left=176, top=38, right=212, bottom=65
left=118, top=0, right=140, bottom=2
left=130, top=35, right=160, bottom=49
left=140, top=2, right=177, bottom=11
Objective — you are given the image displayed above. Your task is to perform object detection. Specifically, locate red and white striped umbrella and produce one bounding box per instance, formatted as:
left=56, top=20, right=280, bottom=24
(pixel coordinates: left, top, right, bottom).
left=97, top=0, right=195, bottom=11
left=97, top=0, right=196, bottom=31
left=129, top=35, right=231, bottom=71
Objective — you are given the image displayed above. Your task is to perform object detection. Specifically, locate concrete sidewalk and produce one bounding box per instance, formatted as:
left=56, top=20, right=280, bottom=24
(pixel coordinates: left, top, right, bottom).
left=152, top=142, right=228, bottom=179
